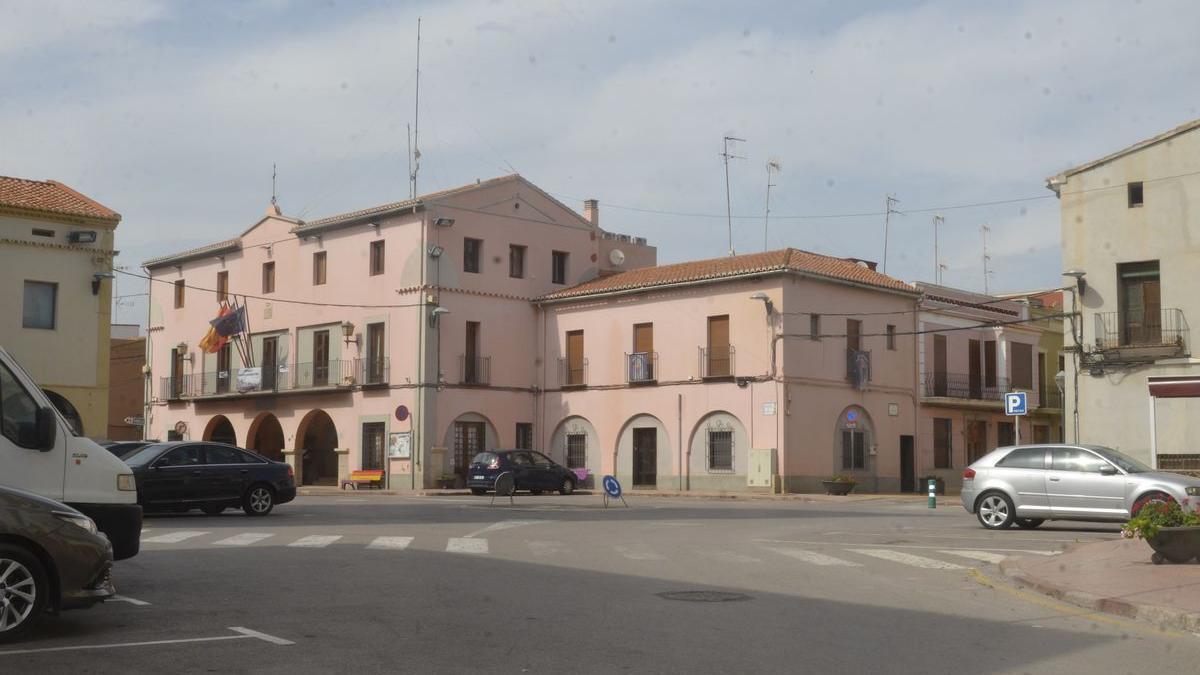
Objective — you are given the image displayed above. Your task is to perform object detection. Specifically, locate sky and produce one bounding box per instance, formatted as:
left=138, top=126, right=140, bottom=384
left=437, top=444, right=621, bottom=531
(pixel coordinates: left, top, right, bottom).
left=3, top=0, right=1198, bottom=326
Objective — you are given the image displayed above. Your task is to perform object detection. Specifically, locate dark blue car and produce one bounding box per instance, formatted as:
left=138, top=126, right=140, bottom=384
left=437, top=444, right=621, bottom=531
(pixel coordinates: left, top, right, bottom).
left=467, top=450, right=578, bottom=496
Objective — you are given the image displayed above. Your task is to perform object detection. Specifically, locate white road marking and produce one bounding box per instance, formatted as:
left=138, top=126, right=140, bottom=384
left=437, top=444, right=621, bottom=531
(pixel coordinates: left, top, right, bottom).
left=141, top=531, right=209, bottom=544
left=110, top=595, right=151, bottom=606
left=213, top=533, right=274, bottom=546
left=764, top=547, right=861, bottom=567
left=755, top=539, right=1058, bottom=555
left=697, top=550, right=763, bottom=564
left=463, top=520, right=546, bottom=538
left=939, top=549, right=1008, bottom=564
left=287, top=535, right=342, bottom=548
left=613, top=545, right=666, bottom=561
left=527, top=540, right=569, bottom=556
left=447, top=538, right=489, bottom=554
left=0, top=627, right=292, bottom=656
left=367, top=536, right=414, bottom=551
left=848, top=548, right=966, bottom=570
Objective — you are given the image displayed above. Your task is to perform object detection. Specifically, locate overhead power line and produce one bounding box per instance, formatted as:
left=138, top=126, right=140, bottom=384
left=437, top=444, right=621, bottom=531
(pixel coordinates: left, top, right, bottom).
left=114, top=269, right=427, bottom=310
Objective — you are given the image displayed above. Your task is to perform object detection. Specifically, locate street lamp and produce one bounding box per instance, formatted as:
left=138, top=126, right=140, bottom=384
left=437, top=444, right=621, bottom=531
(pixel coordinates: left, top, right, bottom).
left=1063, top=268, right=1087, bottom=296
left=428, top=306, right=450, bottom=327
left=340, top=321, right=359, bottom=346
left=749, top=292, right=774, bottom=316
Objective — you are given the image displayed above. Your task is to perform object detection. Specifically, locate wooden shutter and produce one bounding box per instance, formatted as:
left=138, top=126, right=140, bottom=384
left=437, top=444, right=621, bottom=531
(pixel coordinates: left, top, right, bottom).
left=1011, top=342, right=1033, bottom=389
left=707, top=315, right=730, bottom=377
left=633, top=323, right=653, bottom=354
left=567, top=330, right=584, bottom=385
left=984, top=341, right=997, bottom=388
left=933, top=334, right=948, bottom=396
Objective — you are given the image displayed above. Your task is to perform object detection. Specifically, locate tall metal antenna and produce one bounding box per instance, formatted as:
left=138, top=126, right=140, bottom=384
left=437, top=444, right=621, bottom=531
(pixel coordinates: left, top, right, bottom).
left=271, top=163, right=277, bottom=206
left=981, top=223, right=993, bottom=294
left=932, top=213, right=944, bottom=283
left=410, top=17, right=422, bottom=200
left=763, top=158, right=781, bottom=251
left=721, top=135, right=746, bottom=256
left=938, top=262, right=948, bottom=285
left=882, top=194, right=901, bottom=274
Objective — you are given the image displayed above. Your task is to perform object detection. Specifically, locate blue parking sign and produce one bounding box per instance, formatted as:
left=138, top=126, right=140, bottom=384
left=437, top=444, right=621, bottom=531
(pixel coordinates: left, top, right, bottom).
left=1004, top=392, right=1028, bottom=416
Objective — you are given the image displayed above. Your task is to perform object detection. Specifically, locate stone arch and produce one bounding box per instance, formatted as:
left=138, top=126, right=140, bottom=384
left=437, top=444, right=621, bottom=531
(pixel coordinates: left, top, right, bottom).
left=549, top=415, right=599, bottom=486
left=442, top=412, right=499, bottom=479
left=247, top=412, right=285, bottom=461
left=833, top=405, right=876, bottom=476
left=614, top=413, right=671, bottom=490
left=296, top=409, right=339, bottom=486
left=202, top=415, right=237, bottom=446
left=686, top=411, right=750, bottom=487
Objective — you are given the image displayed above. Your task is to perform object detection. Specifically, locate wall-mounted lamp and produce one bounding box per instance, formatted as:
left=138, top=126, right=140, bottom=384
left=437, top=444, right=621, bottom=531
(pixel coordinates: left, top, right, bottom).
left=749, top=292, right=775, bottom=316
left=340, top=320, right=359, bottom=346
left=429, top=306, right=450, bottom=327
left=428, top=245, right=444, bottom=258
left=176, top=342, right=192, bottom=362
left=92, top=271, right=114, bottom=295
left=1063, top=269, right=1087, bottom=296
left=433, top=217, right=455, bottom=228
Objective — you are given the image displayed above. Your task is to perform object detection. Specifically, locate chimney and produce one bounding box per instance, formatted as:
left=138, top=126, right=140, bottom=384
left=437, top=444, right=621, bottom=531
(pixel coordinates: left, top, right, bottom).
left=583, top=199, right=599, bottom=226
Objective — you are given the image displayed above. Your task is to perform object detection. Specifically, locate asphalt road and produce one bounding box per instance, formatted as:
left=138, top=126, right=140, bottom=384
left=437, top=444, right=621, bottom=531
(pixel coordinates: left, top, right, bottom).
left=4, top=494, right=1197, bottom=674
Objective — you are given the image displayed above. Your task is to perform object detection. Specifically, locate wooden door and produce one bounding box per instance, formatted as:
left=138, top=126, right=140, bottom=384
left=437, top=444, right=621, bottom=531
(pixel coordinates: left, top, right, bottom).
left=465, top=321, right=480, bottom=383
left=707, top=315, right=730, bottom=377
left=367, top=323, right=385, bottom=383
left=633, top=323, right=654, bottom=380
left=566, top=330, right=584, bottom=385
left=984, top=341, right=997, bottom=388
left=216, top=343, right=231, bottom=393
left=968, top=339, right=981, bottom=399
left=262, top=337, right=278, bottom=390
left=313, top=330, right=330, bottom=386
left=933, top=334, right=947, bottom=396
left=632, top=428, right=657, bottom=486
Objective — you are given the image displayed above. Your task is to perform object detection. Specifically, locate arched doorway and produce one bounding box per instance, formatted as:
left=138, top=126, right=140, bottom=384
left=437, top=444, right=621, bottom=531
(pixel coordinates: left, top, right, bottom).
left=296, top=409, right=339, bottom=486
left=203, top=415, right=237, bottom=446
left=441, top=413, right=499, bottom=482
left=835, top=406, right=875, bottom=476
left=247, top=412, right=285, bottom=461
left=43, top=389, right=84, bottom=436
left=614, top=414, right=670, bottom=489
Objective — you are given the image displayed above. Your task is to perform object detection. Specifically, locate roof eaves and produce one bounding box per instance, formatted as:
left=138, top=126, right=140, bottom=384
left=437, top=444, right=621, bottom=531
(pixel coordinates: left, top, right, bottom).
left=143, top=238, right=241, bottom=268
left=1047, top=117, right=1200, bottom=185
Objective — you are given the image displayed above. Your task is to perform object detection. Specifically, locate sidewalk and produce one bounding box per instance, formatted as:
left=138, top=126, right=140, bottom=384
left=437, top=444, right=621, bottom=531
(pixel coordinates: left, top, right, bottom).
left=297, top=485, right=935, bottom=503
left=1000, top=538, right=1200, bottom=632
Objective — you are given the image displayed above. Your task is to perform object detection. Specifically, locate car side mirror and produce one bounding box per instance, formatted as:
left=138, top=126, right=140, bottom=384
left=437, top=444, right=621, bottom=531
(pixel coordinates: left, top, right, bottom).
left=35, top=406, right=56, bottom=451
left=1099, top=465, right=1118, bottom=476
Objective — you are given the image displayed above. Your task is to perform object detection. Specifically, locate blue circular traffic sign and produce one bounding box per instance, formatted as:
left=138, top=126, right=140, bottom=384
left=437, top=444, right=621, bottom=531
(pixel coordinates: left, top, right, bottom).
left=602, top=475, right=622, bottom=498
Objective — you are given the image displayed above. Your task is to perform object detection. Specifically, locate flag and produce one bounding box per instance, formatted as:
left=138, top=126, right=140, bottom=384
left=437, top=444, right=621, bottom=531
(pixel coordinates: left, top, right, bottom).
left=198, top=306, right=232, bottom=354
left=210, top=305, right=245, bottom=338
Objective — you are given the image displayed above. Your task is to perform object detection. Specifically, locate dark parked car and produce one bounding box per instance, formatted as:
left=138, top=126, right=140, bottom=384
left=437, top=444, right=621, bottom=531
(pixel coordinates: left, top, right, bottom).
left=122, top=441, right=296, bottom=516
left=467, top=450, right=578, bottom=496
left=100, top=440, right=153, bottom=460
left=0, top=484, right=115, bottom=642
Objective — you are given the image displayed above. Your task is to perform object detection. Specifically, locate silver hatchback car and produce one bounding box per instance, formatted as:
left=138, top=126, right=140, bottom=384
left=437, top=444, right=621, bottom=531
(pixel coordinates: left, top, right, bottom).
left=961, top=444, right=1200, bottom=530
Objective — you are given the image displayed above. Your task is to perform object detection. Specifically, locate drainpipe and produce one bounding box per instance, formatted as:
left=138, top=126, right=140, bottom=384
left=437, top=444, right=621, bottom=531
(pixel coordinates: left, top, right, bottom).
left=677, top=393, right=683, bottom=492
left=911, top=296, right=922, bottom=490
left=143, top=266, right=152, bottom=442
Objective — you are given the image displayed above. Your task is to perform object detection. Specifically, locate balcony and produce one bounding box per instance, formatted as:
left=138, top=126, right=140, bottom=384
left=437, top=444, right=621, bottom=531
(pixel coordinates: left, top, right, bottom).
left=625, top=352, right=658, bottom=384
left=292, top=360, right=354, bottom=389
left=356, top=356, right=389, bottom=387
left=459, top=355, right=491, bottom=385
left=923, top=372, right=1010, bottom=402
left=559, top=357, right=588, bottom=388
left=1094, top=309, right=1189, bottom=357
left=160, top=360, right=356, bottom=400
left=699, top=346, right=735, bottom=379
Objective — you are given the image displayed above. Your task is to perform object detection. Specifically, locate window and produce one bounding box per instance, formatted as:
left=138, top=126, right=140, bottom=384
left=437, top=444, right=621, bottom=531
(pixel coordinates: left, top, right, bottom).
left=529, top=452, right=553, bottom=468
left=370, top=240, right=385, bottom=276
left=362, top=422, right=385, bottom=471
left=464, top=321, right=482, bottom=384
left=464, top=238, right=482, bottom=274
left=706, top=315, right=731, bottom=378
left=510, top=451, right=533, bottom=467
left=453, top=421, right=485, bottom=474
left=552, top=250, right=568, bottom=285
left=841, top=429, right=865, bottom=470
left=1128, top=181, right=1144, bottom=208
left=366, top=323, right=386, bottom=384
left=630, top=323, right=655, bottom=381
left=886, top=324, right=896, bottom=350
left=810, top=314, right=820, bottom=340
left=262, top=262, right=275, bottom=294
left=933, top=418, right=952, bottom=469
left=515, top=423, right=533, bottom=450
left=932, top=334, right=948, bottom=396
left=205, top=445, right=245, bottom=465
left=313, top=251, right=327, bottom=285
left=997, top=421, right=1015, bottom=447
left=22, top=281, right=57, bottom=329
left=996, top=447, right=1046, bottom=469
left=216, top=343, right=232, bottom=393
left=708, top=430, right=733, bottom=471
left=1051, top=447, right=1111, bottom=473
left=984, top=340, right=997, bottom=388
left=1118, top=260, right=1161, bottom=345
left=566, top=432, right=586, bottom=468
left=156, top=445, right=203, bottom=467
left=1010, top=342, right=1033, bottom=389
left=31, top=228, right=55, bottom=238
left=216, top=271, right=228, bottom=303
left=174, top=279, right=185, bottom=308
left=313, top=329, right=330, bottom=386
left=565, top=330, right=585, bottom=386
left=509, top=244, right=526, bottom=278
left=846, top=319, right=861, bottom=352
left=0, top=361, right=41, bottom=448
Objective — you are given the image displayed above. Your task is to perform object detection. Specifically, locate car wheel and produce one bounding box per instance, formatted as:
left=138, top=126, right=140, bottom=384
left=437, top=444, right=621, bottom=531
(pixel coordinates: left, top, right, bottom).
left=558, top=478, right=575, bottom=496
left=976, top=492, right=1016, bottom=530
left=0, top=544, right=48, bottom=643
left=242, top=484, right=275, bottom=516
left=202, top=505, right=225, bottom=516
left=1132, top=491, right=1174, bottom=517
left=530, top=489, right=543, bottom=496
left=470, top=488, right=487, bottom=496
left=1014, top=518, right=1044, bottom=529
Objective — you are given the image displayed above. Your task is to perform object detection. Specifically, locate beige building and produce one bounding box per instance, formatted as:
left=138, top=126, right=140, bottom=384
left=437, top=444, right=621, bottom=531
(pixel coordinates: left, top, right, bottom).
left=0, top=176, right=121, bottom=437
left=1048, top=119, right=1200, bottom=468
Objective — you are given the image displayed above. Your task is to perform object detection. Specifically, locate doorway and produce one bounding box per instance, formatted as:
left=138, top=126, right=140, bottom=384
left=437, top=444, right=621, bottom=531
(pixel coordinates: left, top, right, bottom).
left=632, top=427, right=657, bottom=487
left=262, top=336, right=278, bottom=390
left=900, top=435, right=915, bottom=493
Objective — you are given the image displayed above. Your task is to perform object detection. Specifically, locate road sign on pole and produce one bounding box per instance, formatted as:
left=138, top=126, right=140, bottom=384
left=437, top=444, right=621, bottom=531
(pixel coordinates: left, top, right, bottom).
left=1005, top=392, right=1028, bottom=445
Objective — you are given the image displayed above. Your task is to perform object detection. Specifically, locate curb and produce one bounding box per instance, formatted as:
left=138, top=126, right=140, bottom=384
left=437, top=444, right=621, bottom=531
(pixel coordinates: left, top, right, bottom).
left=296, top=487, right=937, bottom=503
left=998, top=553, right=1200, bottom=634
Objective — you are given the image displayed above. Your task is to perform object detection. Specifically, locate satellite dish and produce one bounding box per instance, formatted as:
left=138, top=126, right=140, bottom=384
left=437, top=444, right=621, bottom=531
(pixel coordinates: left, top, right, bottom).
left=609, top=249, right=626, bottom=266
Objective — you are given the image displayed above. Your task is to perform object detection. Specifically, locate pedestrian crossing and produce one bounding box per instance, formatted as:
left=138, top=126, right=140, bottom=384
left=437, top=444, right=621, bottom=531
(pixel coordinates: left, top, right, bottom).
left=140, top=527, right=1054, bottom=572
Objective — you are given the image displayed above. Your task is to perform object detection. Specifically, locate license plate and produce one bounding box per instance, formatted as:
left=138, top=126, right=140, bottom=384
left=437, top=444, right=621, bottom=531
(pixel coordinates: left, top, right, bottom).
left=473, top=475, right=485, bottom=480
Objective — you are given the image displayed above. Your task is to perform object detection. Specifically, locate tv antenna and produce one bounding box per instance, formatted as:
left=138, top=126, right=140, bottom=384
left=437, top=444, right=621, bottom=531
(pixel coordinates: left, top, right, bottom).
left=763, top=158, right=782, bottom=251
left=409, top=17, right=422, bottom=199
left=721, top=135, right=746, bottom=256
left=271, top=163, right=277, bottom=206
left=882, top=194, right=901, bottom=274
left=981, top=223, right=993, bottom=294
left=932, top=213, right=944, bottom=283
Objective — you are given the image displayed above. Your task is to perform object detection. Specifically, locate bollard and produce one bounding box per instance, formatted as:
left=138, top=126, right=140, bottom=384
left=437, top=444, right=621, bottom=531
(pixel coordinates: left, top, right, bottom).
left=927, top=478, right=937, bottom=508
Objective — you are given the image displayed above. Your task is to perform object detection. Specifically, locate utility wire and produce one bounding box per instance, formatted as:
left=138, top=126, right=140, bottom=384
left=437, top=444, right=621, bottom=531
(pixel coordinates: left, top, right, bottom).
left=777, top=286, right=1070, bottom=318
left=114, top=269, right=427, bottom=310
left=790, top=312, right=1073, bottom=340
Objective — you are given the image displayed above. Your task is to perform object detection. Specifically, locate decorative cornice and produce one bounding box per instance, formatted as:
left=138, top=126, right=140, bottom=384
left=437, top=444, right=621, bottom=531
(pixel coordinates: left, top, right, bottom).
left=0, top=237, right=114, bottom=256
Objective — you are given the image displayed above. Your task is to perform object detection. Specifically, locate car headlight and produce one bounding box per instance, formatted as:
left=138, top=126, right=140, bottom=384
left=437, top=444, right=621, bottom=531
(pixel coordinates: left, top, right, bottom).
left=117, top=473, right=136, bottom=491
left=1186, top=486, right=1200, bottom=496
left=53, top=510, right=98, bottom=535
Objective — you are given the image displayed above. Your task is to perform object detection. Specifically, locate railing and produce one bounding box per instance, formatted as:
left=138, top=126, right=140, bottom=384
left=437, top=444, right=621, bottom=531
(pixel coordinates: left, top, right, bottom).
left=356, top=356, right=389, bottom=386
left=292, top=360, right=353, bottom=389
left=922, top=372, right=1011, bottom=401
left=1039, top=389, right=1063, bottom=409
left=559, top=357, right=588, bottom=387
left=161, top=361, right=358, bottom=398
left=159, top=375, right=191, bottom=401
left=625, top=352, right=658, bottom=383
left=846, top=349, right=872, bottom=388
left=1094, top=308, right=1189, bottom=353
left=459, top=355, right=491, bottom=385
left=699, top=346, right=735, bottom=379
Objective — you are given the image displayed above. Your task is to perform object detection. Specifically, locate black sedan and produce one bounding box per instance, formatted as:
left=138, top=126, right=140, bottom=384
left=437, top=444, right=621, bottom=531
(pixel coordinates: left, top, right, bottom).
left=100, top=440, right=153, bottom=460
left=122, top=442, right=296, bottom=516
left=467, top=450, right=578, bottom=496
left=0, top=485, right=115, bottom=642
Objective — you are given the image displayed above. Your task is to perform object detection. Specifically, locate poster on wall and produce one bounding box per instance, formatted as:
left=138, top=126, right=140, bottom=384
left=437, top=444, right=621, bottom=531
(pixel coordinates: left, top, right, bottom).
left=389, top=431, right=412, bottom=459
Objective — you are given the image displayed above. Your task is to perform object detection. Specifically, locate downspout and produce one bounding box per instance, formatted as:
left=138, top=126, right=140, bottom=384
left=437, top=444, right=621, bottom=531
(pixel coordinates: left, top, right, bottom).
left=413, top=208, right=427, bottom=490
left=678, top=393, right=683, bottom=491
left=143, top=266, right=152, bottom=442
left=911, top=296, right=922, bottom=489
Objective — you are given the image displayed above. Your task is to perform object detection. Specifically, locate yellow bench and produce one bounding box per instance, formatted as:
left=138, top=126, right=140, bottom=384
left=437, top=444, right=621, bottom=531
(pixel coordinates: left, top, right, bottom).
left=341, top=470, right=384, bottom=490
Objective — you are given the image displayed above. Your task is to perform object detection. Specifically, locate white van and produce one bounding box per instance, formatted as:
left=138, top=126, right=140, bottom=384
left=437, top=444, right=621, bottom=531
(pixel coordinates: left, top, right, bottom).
left=0, top=346, right=141, bottom=559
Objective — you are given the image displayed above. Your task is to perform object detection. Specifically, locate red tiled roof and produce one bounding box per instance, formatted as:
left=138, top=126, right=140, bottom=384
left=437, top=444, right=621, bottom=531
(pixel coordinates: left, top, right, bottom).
left=539, top=248, right=916, bottom=301
left=0, top=175, right=120, bottom=223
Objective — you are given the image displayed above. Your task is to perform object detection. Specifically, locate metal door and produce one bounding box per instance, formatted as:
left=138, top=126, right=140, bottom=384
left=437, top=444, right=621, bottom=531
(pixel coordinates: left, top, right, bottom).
left=632, top=427, right=657, bottom=487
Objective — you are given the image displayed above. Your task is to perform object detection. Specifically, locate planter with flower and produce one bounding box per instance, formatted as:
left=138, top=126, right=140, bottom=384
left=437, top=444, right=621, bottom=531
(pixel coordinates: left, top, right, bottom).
left=822, top=475, right=857, bottom=496
left=1121, top=498, right=1200, bottom=564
